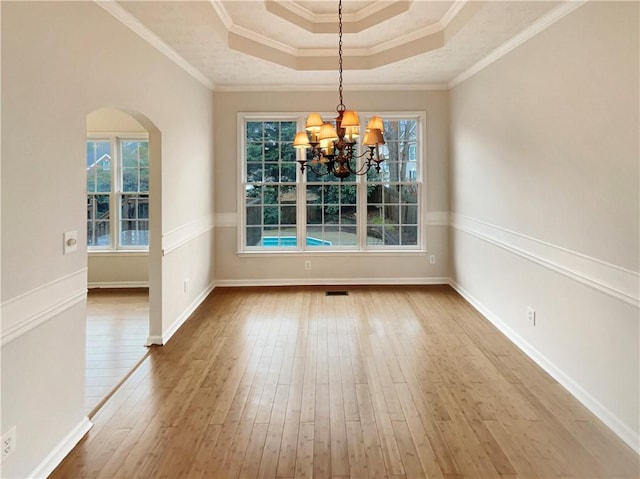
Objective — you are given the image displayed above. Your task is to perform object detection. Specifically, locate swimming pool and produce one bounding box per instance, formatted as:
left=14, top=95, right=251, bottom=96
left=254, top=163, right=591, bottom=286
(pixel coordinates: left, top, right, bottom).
left=260, top=236, right=332, bottom=247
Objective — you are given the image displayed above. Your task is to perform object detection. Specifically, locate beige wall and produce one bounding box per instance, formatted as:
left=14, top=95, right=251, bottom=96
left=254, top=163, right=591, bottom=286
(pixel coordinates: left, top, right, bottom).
left=213, top=90, right=451, bottom=284
left=450, top=1, right=639, bottom=449
left=1, top=2, right=215, bottom=477
left=88, top=254, right=148, bottom=287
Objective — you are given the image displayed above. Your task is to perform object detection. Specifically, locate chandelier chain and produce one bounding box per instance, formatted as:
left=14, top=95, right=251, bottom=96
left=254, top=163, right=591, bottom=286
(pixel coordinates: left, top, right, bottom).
left=337, top=0, right=345, bottom=111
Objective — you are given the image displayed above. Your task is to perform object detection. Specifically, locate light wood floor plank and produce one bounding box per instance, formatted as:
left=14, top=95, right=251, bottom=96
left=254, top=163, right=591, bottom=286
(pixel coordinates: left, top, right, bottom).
left=50, top=286, right=639, bottom=479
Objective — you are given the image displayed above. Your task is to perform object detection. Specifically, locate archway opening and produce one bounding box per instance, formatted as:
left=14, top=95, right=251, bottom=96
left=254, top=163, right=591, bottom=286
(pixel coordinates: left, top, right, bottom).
left=84, top=107, right=162, bottom=414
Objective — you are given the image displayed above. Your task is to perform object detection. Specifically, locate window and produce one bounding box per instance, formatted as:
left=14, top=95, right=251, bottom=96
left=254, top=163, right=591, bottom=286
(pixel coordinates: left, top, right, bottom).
left=87, top=137, right=149, bottom=250
left=240, top=113, right=424, bottom=252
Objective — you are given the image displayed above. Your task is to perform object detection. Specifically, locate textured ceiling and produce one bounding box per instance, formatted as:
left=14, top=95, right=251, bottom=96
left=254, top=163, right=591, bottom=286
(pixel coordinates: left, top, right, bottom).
left=110, top=0, right=563, bottom=89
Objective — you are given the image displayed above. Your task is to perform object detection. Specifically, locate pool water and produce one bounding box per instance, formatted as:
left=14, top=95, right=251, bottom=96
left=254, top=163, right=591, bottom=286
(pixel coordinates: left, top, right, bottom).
left=261, top=236, right=332, bottom=247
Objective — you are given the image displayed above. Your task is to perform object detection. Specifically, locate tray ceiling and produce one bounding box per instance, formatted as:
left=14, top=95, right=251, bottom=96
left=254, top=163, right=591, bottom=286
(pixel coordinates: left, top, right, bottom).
left=108, top=0, right=568, bottom=89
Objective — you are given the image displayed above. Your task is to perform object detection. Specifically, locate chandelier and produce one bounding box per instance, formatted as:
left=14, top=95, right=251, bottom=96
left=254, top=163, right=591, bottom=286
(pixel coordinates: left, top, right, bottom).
left=292, top=0, right=386, bottom=179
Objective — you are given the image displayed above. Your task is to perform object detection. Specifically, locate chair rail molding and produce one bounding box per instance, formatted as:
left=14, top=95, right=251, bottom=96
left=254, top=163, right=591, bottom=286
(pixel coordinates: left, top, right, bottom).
left=451, top=213, right=639, bottom=307
left=1, top=269, right=88, bottom=345
left=162, top=214, right=215, bottom=256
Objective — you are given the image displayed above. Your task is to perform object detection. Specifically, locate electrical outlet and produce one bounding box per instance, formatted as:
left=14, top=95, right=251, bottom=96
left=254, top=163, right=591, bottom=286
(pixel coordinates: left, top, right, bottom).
left=429, top=255, right=436, bottom=264
left=527, top=307, right=536, bottom=326
left=183, top=279, right=189, bottom=293
left=304, top=260, right=311, bottom=270
left=2, top=427, right=16, bottom=460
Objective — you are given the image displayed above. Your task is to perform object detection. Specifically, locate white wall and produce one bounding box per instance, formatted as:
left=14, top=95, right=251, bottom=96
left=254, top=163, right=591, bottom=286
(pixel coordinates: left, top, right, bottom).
left=213, top=90, right=450, bottom=284
left=450, top=1, right=639, bottom=450
left=1, top=2, right=215, bottom=477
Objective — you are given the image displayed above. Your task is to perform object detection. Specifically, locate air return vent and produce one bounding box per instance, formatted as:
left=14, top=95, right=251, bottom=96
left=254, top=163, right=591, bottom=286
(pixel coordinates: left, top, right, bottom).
left=326, top=291, right=349, bottom=296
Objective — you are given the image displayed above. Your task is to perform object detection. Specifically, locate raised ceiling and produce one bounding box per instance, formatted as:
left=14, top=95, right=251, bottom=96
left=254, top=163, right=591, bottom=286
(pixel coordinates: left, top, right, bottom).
left=104, top=0, right=574, bottom=90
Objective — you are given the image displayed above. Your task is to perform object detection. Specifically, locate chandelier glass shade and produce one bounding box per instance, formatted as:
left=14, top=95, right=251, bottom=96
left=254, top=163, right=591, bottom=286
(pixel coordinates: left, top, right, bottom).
left=292, top=0, right=386, bottom=179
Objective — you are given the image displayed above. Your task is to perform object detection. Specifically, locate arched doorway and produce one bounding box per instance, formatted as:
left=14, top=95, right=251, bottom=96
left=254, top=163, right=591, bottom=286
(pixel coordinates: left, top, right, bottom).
left=84, top=107, right=162, bottom=414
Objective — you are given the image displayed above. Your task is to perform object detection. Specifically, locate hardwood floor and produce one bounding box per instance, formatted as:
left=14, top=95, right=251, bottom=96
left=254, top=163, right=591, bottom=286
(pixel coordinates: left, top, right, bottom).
left=85, top=289, right=149, bottom=415
left=55, top=286, right=639, bottom=478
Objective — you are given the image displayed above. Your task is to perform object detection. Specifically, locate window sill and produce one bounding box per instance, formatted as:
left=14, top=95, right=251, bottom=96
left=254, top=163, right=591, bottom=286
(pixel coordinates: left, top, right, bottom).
left=237, top=249, right=427, bottom=258
left=88, top=250, right=149, bottom=257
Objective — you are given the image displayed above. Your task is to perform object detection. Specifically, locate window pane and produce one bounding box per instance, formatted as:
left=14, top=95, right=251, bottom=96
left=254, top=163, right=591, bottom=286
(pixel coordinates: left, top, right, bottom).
left=264, top=122, right=279, bottom=142
left=122, top=168, right=139, bottom=192
left=121, top=140, right=148, bottom=168
left=366, top=225, right=383, bottom=246
left=246, top=206, right=261, bottom=226
left=246, top=122, right=263, bottom=141
left=246, top=226, right=262, bottom=246
left=263, top=206, right=279, bottom=225
left=281, top=142, right=296, bottom=162
left=401, top=226, right=418, bottom=245
left=384, top=205, right=400, bottom=225
left=120, top=194, right=149, bottom=247
left=401, top=185, right=418, bottom=203
left=307, top=205, right=322, bottom=224
left=247, top=163, right=263, bottom=182
left=341, top=206, right=356, bottom=224
left=121, top=220, right=149, bottom=247
left=280, top=122, right=296, bottom=141
left=246, top=185, right=262, bottom=203
left=382, top=225, right=400, bottom=245
left=86, top=140, right=111, bottom=193
left=139, top=167, right=149, bottom=192
left=120, top=140, right=148, bottom=193
left=87, top=194, right=110, bottom=247
left=281, top=162, right=297, bottom=182
left=246, top=143, right=263, bottom=162
left=339, top=226, right=358, bottom=245
left=341, top=184, right=357, bottom=204
left=280, top=185, right=296, bottom=204
left=264, top=185, right=279, bottom=204
left=264, top=162, right=279, bottom=181
left=264, top=143, right=279, bottom=162
left=401, top=205, right=418, bottom=225
left=281, top=206, right=296, bottom=225
left=384, top=185, right=400, bottom=203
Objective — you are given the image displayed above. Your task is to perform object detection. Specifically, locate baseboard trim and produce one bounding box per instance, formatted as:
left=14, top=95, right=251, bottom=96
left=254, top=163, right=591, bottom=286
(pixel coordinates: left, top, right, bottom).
left=449, top=279, right=640, bottom=454
left=146, top=335, right=163, bottom=346
left=215, top=277, right=451, bottom=288
left=160, top=281, right=216, bottom=345
left=88, top=281, right=149, bottom=289
left=29, top=417, right=93, bottom=479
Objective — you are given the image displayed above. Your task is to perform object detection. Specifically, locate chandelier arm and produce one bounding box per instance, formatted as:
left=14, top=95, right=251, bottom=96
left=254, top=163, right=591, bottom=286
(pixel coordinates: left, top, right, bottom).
left=305, top=161, right=334, bottom=178
left=350, top=147, right=377, bottom=160
left=343, top=158, right=372, bottom=176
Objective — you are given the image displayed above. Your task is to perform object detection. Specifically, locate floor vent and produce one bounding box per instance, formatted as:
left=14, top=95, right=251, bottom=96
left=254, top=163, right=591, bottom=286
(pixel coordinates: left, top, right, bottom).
left=326, top=291, right=349, bottom=296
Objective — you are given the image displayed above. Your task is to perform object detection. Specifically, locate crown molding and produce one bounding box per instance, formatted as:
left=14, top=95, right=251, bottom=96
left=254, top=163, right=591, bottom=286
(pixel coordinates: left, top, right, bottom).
left=449, top=0, right=587, bottom=88
left=213, top=83, right=449, bottom=92
left=208, top=0, right=232, bottom=30
left=440, top=0, right=467, bottom=29
left=95, top=0, right=215, bottom=90
left=266, top=0, right=412, bottom=32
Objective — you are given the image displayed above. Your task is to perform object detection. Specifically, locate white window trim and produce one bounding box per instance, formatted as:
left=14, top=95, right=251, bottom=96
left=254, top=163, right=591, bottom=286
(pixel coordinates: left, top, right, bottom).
left=87, top=133, right=150, bottom=253
left=237, top=111, right=427, bottom=254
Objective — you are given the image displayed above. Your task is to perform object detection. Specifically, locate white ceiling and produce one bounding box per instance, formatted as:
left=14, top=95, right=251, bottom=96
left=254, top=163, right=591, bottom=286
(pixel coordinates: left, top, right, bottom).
left=103, top=0, right=569, bottom=90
